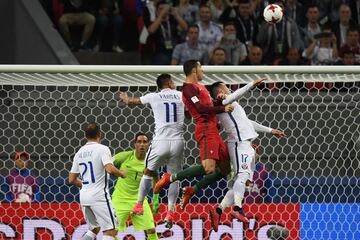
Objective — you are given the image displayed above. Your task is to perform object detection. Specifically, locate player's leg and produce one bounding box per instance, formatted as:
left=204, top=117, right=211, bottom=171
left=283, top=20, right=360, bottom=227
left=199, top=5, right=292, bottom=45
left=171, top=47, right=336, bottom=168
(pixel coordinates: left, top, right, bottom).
left=210, top=188, right=234, bottom=232
left=91, top=203, right=119, bottom=239
left=132, top=199, right=158, bottom=239
left=180, top=134, right=231, bottom=208
left=112, top=196, right=132, bottom=232
left=134, top=141, right=167, bottom=215
left=154, top=132, right=220, bottom=194
left=163, top=140, right=183, bottom=228
left=231, top=141, right=255, bottom=223
left=80, top=206, right=100, bottom=240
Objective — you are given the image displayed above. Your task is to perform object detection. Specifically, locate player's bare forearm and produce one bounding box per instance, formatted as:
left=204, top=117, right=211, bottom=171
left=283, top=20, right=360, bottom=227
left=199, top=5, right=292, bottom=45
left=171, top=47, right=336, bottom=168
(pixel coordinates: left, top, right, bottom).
left=119, top=92, right=142, bottom=106
left=271, top=129, right=287, bottom=137
left=68, top=173, right=82, bottom=188
left=105, top=163, right=127, bottom=178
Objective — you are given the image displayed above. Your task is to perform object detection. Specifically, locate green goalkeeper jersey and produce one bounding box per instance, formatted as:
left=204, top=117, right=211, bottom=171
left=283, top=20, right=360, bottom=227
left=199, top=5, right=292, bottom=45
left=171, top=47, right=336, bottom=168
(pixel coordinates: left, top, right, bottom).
left=112, top=150, right=145, bottom=201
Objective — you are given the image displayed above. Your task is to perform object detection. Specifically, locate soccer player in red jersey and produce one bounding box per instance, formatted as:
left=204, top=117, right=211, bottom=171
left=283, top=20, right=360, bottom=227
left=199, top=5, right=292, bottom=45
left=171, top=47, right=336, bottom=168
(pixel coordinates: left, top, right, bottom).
left=154, top=59, right=233, bottom=209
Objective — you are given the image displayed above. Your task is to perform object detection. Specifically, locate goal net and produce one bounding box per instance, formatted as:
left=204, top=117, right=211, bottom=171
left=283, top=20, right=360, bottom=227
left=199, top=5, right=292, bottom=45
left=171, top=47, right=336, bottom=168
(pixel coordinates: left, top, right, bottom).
left=0, top=65, right=359, bottom=240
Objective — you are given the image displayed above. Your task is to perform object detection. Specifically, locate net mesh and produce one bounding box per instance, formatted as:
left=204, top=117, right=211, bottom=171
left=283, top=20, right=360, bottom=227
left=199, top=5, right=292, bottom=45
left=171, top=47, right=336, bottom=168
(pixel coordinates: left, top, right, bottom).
left=0, top=67, right=359, bottom=239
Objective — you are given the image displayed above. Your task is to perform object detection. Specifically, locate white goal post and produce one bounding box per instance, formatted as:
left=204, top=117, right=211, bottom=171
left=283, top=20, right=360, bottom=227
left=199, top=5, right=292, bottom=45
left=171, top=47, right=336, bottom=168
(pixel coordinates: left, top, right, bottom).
left=0, top=65, right=359, bottom=240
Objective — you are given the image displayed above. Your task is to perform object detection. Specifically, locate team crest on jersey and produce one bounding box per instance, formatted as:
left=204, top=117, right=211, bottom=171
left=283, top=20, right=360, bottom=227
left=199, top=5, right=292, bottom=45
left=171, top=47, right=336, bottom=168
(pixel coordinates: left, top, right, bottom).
left=241, top=163, right=248, bottom=170
left=209, top=150, right=214, bottom=155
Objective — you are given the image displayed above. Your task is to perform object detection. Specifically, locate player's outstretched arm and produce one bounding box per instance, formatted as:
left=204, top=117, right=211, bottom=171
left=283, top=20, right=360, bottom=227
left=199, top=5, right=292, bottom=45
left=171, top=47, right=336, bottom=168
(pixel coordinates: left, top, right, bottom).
left=271, top=129, right=287, bottom=137
left=105, top=163, right=127, bottom=178
left=222, top=77, right=266, bottom=105
left=119, top=92, right=142, bottom=106
left=68, top=172, right=82, bottom=188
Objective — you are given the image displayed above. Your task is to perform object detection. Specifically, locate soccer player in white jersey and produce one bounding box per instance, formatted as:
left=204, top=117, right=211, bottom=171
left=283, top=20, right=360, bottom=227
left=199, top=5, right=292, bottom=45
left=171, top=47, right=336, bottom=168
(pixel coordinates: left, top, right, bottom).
left=208, top=80, right=286, bottom=231
left=119, top=73, right=184, bottom=228
left=69, top=122, right=127, bottom=240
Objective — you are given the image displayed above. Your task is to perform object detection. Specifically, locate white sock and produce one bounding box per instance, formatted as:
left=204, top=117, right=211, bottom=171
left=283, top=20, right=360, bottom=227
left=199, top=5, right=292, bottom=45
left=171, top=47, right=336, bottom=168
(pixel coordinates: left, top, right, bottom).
left=137, top=175, right=153, bottom=204
left=220, top=189, right=234, bottom=211
left=81, top=230, right=97, bottom=240
left=168, top=181, right=179, bottom=212
left=102, top=236, right=114, bottom=240
left=233, top=173, right=249, bottom=208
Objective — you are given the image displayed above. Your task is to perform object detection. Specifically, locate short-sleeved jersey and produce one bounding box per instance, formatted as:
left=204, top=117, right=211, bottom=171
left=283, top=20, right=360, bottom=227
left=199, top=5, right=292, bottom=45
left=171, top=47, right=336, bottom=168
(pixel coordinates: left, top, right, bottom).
left=112, top=150, right=145, bottom=201
left=140, top=89, right=184, bottom=140
left=182, top=83, right=219, bottom=130
left=217, top=101, right=259, bottom=142
left=71, top=142, right=113, bottom=206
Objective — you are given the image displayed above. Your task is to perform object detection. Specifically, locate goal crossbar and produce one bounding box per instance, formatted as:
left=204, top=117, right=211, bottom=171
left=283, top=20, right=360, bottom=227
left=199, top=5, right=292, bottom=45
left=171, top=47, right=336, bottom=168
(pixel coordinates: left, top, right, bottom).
left=0, top=65, right=359, bottom=86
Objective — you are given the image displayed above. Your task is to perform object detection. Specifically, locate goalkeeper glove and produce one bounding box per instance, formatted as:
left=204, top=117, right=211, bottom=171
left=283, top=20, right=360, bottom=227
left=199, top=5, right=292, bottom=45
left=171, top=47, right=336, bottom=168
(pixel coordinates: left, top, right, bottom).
left=152, top=193, right=160, bottom=216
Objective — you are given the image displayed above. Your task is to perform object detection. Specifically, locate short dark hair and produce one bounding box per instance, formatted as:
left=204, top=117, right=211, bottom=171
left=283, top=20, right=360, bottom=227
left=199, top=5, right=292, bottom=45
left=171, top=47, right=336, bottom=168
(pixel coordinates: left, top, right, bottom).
left=223, top=21, right=236, bottom=29
left=188, top=24, right=199, bottom=32
left=210, top=81, right=224, bottom=99
left=156, top=73, right=171, bottom=89
left=183, top=59, right=200, bottom=76
left=213, top=47, right=226, bottom=54
left=85, top=122, right=100, bottom=139
left=134, top=132, right=150, bottom=142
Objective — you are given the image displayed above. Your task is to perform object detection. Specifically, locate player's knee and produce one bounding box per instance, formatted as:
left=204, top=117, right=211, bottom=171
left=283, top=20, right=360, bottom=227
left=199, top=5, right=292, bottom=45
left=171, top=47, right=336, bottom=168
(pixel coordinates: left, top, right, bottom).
left=204, top=165, right=215, bottom=174
left=91, top=227, right=100, bottom=235
left=146, top=228, right=156, bottom=234
left=236, top=172, right=250, bottom=184
left=144, top=168, right=154, bottom=177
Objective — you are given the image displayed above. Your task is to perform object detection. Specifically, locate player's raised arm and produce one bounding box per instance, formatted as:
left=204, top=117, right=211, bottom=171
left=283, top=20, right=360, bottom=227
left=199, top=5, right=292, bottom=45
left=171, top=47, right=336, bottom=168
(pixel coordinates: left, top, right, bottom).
left=250, top=120, right=287, bottom=137
left=119, top=92, right=142, bottom=106
left=222, top=77, right=266, bottom=105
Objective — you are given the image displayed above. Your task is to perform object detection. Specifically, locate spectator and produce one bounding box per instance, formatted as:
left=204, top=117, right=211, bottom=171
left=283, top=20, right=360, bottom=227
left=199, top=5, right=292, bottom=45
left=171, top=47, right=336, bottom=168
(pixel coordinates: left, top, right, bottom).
left=2, top=152, right=41, bottom=203
left=208, top=0, right=229, bottom=24
left=241, top=45, right=264, bottom=65
left=175, top=0, right=199, bottom=26
left=332, top=3, right=358, bottom=48
left=197, top=4, right=223, bottom=50
left=339, top=28, right=360, bottom=63
left=220, top=0, right=259, bottom=48
left=336, top=50, right=358, bottom=65
left=215, top=21, right=247, bottom=64
left=142, top=0, right=188, bottom=64
left=94, top=0, right=124, bottom=53
left=303, top=26, right=339, bottom=65
left=349, top=0, right=360, bottom=25
left=278, top=47, right=309, bottom=65
left=58, top=0, right=96, bottom=51
left=208, top=47, right=233, bottom=65
left=171, top=25, right=209, bottom=65
left=256, top=0, right=303, bottom=64
left=302, top=4, right=322, bottom=48
left=285, top=0, right=306, bottom=28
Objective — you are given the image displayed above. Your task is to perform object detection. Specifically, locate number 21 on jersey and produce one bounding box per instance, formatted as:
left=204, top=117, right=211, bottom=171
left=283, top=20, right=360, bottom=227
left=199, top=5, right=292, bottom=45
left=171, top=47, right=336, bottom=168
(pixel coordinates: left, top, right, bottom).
left=79, top=162, right=96, bottom=184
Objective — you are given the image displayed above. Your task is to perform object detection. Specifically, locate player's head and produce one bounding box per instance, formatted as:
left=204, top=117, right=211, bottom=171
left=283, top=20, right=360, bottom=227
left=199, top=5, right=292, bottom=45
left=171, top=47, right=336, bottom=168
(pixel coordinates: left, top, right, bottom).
left=13, top=151, right=30, bottom=169
left=183, top=59, right=203, bottom=81
left=134, top=132, right=150, bottom=156
left=156, top=73, right=175, bottom=90
left=85, top=122, right=101, bottom=142
left=210, top=81, right=230, bottom=99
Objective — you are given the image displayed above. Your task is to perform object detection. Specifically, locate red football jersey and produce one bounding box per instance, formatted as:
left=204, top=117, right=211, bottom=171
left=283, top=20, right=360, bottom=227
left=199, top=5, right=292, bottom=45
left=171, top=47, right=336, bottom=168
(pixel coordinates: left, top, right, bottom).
left=182, top=82, right=224, bottom=129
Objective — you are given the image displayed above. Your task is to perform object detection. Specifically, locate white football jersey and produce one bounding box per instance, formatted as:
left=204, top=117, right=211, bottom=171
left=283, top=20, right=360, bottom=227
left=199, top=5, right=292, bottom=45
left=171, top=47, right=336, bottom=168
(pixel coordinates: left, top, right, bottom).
left=70, top=142, right=113, bottom=206
left=140, top=89, right=184, bottom=140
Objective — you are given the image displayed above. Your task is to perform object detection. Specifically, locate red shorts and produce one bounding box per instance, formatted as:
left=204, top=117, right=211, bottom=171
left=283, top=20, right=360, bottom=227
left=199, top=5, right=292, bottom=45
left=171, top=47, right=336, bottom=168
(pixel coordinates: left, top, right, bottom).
left=195, top=129, right=230, bottom=162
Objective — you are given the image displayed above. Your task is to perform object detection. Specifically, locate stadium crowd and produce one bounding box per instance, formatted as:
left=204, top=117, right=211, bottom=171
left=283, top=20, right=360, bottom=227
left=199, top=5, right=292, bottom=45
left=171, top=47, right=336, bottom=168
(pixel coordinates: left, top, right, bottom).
left=39, top=0, right=360, bottom=66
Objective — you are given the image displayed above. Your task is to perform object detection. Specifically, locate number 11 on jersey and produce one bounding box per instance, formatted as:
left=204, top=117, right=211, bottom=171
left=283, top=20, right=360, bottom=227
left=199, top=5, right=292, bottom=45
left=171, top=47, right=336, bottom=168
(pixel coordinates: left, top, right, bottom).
left=164, top=102, right=177, bottom=122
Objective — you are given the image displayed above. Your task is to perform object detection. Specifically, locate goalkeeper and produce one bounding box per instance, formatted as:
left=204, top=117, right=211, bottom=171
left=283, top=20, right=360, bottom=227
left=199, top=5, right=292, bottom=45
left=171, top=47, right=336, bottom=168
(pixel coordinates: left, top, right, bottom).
left=112, top=132, right=159, bottom=240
